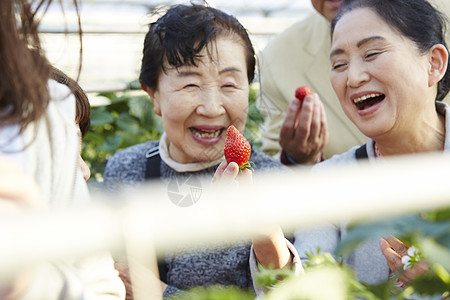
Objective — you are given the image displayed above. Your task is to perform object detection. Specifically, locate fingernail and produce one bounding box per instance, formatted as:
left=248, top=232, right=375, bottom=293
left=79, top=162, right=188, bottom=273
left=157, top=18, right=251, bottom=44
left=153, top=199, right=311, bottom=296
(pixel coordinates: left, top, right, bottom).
left=226, top=163, right=237, bottom=174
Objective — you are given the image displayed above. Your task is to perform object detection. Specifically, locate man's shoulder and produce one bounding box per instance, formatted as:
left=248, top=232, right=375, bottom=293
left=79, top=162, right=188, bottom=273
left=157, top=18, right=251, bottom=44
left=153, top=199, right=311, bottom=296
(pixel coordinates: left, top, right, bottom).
left=260, top=13, right=330, bottom=68
left=263, top=13, right=328, bottom=52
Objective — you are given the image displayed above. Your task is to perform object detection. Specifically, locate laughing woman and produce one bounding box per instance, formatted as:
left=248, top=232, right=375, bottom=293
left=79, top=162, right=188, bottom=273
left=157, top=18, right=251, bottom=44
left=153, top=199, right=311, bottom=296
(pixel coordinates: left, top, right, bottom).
left=293, top=0, right=450, bottom=289
left=103, top=4, right=295, bottom=299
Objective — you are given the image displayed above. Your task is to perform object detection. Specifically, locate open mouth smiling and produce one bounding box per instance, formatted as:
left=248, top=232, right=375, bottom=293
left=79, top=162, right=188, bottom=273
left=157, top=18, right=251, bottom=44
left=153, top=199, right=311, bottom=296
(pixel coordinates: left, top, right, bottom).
left=189, top=127, right=225, bottom=139
left=353, top=93, right=385, bottom=110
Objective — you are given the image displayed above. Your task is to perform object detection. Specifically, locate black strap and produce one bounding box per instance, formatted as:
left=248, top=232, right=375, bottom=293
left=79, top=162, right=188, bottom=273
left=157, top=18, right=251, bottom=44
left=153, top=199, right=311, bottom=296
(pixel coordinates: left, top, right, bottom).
left=144, top=147, right=167, bottom=282
left=355, top=143, right=368, bottom=160
left=145, top=146, right=161, bottom=179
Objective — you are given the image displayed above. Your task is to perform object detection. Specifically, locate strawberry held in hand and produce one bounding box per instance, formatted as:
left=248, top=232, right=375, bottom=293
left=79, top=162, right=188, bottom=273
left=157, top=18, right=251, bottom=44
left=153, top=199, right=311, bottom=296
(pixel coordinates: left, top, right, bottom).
left=224, top=125, right=254, bottom=171
left=293, top=85, right=313, bottom=128
left=295, top=85, right=312, bottom=101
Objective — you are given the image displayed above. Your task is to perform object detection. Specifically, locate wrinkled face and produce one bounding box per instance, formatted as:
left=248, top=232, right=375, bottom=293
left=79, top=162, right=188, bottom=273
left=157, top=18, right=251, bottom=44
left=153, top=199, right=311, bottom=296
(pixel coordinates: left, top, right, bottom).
left=311, top=0, right=343, bottom=22
left=149, top=37, right=249, bottom=164
left=330, top=8, right=432, bottom=140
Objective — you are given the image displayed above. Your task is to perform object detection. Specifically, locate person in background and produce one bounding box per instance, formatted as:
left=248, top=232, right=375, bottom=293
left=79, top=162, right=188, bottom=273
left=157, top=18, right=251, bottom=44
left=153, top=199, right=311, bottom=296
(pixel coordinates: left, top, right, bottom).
left=0, top=0, right=125, bottom=298
left=256, top=0, right=450, bottom=166
left=256, top=0, right=360, bottom=166
left=103, top=4, right=298, bottom=299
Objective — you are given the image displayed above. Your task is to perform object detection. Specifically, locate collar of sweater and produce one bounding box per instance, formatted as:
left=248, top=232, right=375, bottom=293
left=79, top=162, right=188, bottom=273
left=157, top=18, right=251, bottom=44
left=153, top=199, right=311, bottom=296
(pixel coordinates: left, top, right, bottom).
left=158, top=132, right=224, bottom=173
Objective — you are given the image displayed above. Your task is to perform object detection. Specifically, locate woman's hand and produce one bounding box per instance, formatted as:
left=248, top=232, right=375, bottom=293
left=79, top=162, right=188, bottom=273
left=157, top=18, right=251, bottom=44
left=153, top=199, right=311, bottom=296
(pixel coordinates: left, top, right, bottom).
left=0, top=156, right=42, bottom=211
left=213, top=161, right=291, bottom=269
left=379, top=236, right=429, bottom=286
left=212, top=161, right=252, bottom=186
left=0, top=157, right=44, bottom=299
left=252, top=226, right=292, bottom=269
left=279, top=93, right=329, bottom=164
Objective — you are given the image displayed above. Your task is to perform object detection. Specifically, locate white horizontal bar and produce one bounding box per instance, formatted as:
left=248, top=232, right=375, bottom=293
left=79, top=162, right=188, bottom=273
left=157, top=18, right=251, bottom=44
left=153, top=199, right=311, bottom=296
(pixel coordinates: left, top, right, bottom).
left=0, top=152, right=449, bottom=280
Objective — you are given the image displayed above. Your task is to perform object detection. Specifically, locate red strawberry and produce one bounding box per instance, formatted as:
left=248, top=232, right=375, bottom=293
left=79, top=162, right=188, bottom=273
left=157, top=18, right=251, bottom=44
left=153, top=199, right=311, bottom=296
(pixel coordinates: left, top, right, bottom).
left=295, top=85, right=312, bottom=101
left=224, top=125, right=254, bottom=171
left=294, top=85, right=312, bottom=128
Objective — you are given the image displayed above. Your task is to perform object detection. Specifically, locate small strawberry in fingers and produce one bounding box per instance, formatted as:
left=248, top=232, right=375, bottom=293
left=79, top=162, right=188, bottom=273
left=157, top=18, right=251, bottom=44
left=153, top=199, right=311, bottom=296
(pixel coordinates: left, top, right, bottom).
left=294, top=85, right=312, bottom=128
left=295, top=85, right=312, bottom=101
left=224, top=125, right=254, bottom=171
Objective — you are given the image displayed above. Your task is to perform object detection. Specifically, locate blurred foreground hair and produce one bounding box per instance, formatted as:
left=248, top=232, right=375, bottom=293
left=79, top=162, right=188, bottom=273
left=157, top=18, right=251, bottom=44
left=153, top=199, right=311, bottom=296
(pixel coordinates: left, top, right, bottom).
left=0, top=0, right=82, bottom=134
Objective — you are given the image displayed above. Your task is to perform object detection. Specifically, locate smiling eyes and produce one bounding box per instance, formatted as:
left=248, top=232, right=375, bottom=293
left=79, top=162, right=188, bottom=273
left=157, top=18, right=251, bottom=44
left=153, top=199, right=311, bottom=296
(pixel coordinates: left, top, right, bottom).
left=366, top=51, right=381, bottom=59
left=332, top=62, right=346, bottom=71
left=331, top=51, right=383, bottom=71
left=182, top=83, right=239, bottom=90
left=222, top=83, right=238, bottom=89
left=184, top=84, right=198, bottom=89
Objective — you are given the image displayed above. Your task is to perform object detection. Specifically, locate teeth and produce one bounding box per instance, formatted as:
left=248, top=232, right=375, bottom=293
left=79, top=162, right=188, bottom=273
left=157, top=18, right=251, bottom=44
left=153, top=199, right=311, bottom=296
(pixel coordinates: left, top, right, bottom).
left=354, top=93, right=382, bottom=103
left=191, top=128, right=222, bottom=139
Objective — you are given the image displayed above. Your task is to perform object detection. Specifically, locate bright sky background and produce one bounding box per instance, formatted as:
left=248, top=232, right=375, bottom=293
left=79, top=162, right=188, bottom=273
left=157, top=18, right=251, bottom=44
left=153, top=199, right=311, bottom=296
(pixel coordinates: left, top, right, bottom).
left=40, top=0, right=314, bottom=91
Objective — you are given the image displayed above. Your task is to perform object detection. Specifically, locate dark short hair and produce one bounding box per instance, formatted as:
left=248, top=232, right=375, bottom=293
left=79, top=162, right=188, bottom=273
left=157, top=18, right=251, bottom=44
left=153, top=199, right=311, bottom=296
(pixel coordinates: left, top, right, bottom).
left=332, top=0, right=450, bottom=101
left=139, top=4, right=255, bottom=90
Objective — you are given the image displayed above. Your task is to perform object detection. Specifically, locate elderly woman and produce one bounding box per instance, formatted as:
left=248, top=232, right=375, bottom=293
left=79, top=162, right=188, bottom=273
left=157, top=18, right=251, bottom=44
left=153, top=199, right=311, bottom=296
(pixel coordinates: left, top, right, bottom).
left=256, top=0, right=450, bottom=292
left=103, top=4, right=295, bottom=299
left=294, top=0, right=450, bottom=288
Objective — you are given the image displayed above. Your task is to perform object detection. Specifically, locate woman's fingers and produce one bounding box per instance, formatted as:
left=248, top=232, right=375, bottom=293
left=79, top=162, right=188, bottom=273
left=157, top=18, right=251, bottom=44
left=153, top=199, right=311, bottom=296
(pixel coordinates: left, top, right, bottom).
left=399, top=261, right=429, bottom=284
left=384, top=235, right=409, bottom=257
left=212, top=161, right=239, bottom=185
left=380, top=237, right=429, bottom=286
left=212, top=160, right=228, bottom=183
left=237, top=168, right=253, bottom=186
left=0, top=156, right=42, bottom=210
left=379, top=238, right=403, bottom=273
left=212, top=161, right=253, bottom=187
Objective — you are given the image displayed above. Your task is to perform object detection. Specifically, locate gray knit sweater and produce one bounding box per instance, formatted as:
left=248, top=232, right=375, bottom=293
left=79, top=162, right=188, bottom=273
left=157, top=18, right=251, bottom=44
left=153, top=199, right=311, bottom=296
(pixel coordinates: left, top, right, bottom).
left=103, top=139, right=287, bottom=299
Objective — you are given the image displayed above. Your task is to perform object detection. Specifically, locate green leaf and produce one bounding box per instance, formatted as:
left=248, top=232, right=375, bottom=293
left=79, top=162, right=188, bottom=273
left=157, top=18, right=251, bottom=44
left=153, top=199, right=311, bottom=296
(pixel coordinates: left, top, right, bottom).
left=90, top=109, right=114, bottom=126
left=408, top=270, right=450, bottom=296
left=128, top=79, right=141, bottom=90
left=337, top=214, right=450, bottom=256
left=174, top=285, right=255, bottom=300
left=362, top=280, right=395, bottom=300
left=253, top=264, right=296, bottom=288
left=337, top=215, right=416, bottom=256
left=419, top=238, right=450, bottom=271
left=264, top=266, right=353, bottom=300
left=422, top=206, right=450, bottom=222
left=83, top=131, right=105, bottom=145
left=115, top=113, right=141, bottom=134
left=107, top=99, right=131, bottom=112
left=128, top=97, right=154, bottom=123
left=97, top=92, right=117, bottom=101
left=97, top=135, right=122, bottom=151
